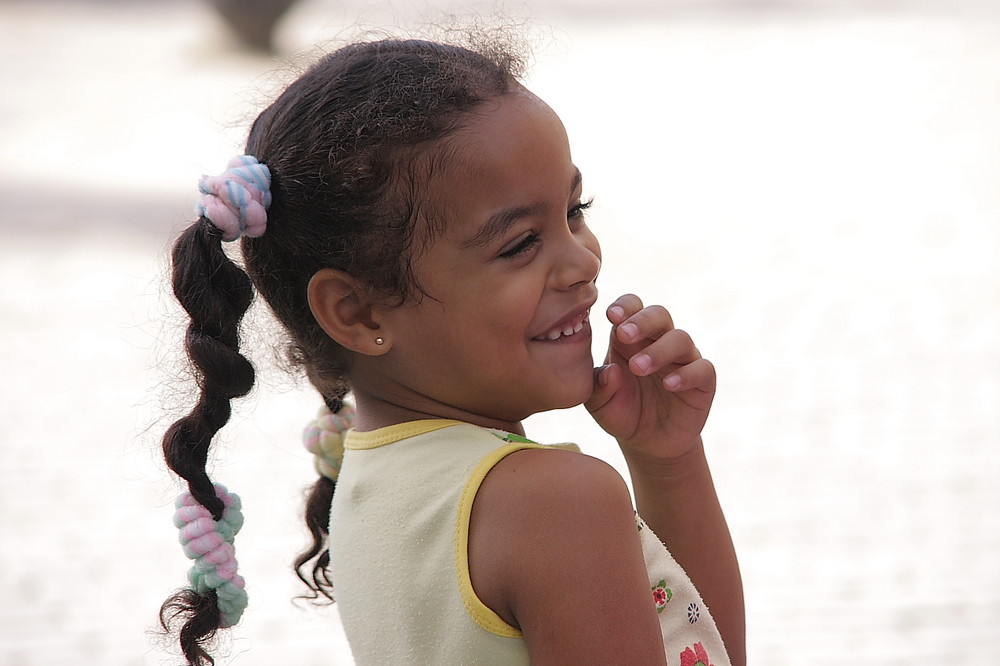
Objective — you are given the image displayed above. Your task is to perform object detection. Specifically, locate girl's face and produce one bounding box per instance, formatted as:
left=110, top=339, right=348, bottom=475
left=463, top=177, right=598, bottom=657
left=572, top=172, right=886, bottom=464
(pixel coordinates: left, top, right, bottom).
left=367, top=89, right=602, bottom=431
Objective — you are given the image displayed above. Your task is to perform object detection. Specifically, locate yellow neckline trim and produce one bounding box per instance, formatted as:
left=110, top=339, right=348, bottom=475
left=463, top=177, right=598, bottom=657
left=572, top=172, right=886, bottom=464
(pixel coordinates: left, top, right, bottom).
left=344, top=419, right=464, bottom=450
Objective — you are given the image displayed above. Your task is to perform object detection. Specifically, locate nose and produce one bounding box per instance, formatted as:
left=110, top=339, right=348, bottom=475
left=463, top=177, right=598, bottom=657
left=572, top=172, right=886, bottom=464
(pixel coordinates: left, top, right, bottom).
left=552, top=227, right=601, bottom=290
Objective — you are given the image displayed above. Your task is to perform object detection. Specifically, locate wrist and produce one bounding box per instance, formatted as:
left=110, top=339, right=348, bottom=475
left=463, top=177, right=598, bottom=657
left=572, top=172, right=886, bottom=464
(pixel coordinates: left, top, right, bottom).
left=622, top=437, right=721, bottom=551
left=621, top=436, right=706, bottom=481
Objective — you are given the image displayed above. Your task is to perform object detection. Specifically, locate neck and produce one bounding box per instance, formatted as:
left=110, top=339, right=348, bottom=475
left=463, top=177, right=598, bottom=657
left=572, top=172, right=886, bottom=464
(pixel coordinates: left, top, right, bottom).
left=349, top=390, right=526, bottom=436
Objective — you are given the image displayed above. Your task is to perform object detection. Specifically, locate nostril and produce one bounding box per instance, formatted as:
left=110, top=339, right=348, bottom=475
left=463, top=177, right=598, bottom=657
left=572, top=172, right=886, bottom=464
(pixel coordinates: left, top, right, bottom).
left=551, top=231, right=602, bottom=290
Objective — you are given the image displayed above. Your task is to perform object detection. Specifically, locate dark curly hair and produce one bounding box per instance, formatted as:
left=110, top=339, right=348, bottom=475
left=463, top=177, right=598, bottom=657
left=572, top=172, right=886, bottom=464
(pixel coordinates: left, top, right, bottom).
left=159, top=36, right=523, bottom=665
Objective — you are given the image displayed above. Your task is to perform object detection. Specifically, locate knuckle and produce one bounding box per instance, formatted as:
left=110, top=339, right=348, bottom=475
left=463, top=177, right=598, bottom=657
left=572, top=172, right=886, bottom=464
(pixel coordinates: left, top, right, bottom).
left=620, top=293, right=643, bottom=309
left=671, top=328, right=694, bottom=346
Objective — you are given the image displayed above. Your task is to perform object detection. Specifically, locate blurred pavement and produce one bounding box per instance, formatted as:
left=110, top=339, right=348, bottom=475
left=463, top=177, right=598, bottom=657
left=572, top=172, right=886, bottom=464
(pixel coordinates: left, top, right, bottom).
left=1, top=0, right=998, bottom=664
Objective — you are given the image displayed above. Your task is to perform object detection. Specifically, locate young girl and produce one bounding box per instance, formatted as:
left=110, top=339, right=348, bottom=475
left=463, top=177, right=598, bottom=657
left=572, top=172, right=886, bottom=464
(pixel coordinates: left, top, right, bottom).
left=160, top=37, right=745, bottom=666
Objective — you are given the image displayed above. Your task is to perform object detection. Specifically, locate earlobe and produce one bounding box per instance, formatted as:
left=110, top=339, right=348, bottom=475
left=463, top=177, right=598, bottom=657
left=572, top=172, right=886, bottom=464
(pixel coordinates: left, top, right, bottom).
left=307, top=269, right=390, bottom=355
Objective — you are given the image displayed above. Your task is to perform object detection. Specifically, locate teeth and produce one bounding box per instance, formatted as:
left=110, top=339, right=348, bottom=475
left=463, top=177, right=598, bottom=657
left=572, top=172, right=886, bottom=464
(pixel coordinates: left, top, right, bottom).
left=542, top=317, right=587, bottom=341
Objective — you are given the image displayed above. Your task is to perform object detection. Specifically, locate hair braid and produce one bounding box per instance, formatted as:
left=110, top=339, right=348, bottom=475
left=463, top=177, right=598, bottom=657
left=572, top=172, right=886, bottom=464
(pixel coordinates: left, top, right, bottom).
left=234, top=37, right=521, bottom=607
left=160, top=219, right=256, bottom=664
left=293, top=391, right=346, bottom=601
left=157, top=34, right=524, bottom=657
left=295, top=476, right=336, bottom=601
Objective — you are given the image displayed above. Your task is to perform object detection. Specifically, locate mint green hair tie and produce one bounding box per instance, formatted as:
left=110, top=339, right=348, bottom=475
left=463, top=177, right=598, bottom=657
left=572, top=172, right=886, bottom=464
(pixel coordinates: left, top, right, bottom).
left=173, top=483, right=248, bottom=627
left=303, top=401, right=356, bottom=481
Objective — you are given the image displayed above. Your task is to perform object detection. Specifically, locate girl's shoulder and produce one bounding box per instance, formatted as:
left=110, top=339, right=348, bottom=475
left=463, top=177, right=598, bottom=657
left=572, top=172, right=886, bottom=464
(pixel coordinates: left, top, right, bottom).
left=483, top=447, right=627, bottom=510
left=469, top=448, right=667, bottom=663
left=473, top=447, right=636, bottom=562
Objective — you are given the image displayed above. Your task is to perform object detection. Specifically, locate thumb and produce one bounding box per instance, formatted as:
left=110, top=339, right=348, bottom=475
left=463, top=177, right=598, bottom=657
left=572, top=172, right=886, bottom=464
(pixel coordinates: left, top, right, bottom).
left=585, top=363, right=622, bottom=416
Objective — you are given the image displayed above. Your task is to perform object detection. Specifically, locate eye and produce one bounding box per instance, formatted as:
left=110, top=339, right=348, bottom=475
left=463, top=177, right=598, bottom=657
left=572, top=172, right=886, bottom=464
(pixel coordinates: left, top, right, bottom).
left=568, top=198, right=594, bottom=222
left=498, top=233, right=541, bottom=259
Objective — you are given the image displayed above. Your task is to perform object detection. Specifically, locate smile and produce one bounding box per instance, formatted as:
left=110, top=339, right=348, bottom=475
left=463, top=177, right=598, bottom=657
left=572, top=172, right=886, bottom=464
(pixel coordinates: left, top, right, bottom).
left=533, top=312, right=590, bottom=342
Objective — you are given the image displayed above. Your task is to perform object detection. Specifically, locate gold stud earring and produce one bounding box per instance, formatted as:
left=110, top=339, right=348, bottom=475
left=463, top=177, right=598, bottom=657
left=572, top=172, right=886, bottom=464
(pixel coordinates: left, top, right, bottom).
left=375, top=337, right=384, bottom=346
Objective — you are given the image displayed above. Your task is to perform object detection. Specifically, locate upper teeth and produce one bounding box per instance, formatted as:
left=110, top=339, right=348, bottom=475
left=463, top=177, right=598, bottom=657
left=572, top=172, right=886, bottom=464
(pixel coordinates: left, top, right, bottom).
left=544, top=318, right=586, bottom=341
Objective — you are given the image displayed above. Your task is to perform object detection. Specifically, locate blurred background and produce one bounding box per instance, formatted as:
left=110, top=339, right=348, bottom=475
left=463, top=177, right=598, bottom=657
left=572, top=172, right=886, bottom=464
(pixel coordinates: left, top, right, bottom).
left=1, top=0, right=997, bottom=664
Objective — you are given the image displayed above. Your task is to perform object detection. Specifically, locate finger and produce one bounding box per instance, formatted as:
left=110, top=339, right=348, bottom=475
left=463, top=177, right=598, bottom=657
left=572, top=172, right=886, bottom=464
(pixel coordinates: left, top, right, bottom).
left=602, top=295, right=645, bottom=365
left=585, top=363, right=623, bottom=413
left=662, top=358, right=716, bottom=393
left=615, top=305, right=676, bottom=347
left=606, top=294, right=644, bottom=326
left=627, top=328, right=699, bottom=377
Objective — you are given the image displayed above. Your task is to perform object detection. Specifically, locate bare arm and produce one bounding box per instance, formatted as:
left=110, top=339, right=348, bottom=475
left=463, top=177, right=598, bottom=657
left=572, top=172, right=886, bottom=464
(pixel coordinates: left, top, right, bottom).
left=626, top=440, right=745, bottom=665
left=586, top=294, right=746, bottom=665
left=469, top=448, right=668, bottom=665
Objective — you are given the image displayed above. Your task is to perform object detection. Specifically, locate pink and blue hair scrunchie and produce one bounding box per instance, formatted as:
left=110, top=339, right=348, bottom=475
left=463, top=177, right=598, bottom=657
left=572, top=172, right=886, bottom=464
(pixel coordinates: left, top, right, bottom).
left=196, top=155, right=271, bottom=242
left=173, top=483, right=248, bottom=627
left=303, top=401, right=357, bottom=482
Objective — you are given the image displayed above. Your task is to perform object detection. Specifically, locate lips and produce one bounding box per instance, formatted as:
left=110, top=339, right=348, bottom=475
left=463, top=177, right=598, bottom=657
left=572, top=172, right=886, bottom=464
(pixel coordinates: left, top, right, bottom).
left=535, top=313, right=589, bottom=341
left=532, top=301, right=595, bottom=342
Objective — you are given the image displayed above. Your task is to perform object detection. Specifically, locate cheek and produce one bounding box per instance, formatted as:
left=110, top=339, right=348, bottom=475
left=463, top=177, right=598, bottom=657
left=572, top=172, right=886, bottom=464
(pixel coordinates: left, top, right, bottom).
left=444, top=289, right=532, bottom=342
left=512, top=274, right=549, bottom=308
left=491, top=297, right=539, bottom=337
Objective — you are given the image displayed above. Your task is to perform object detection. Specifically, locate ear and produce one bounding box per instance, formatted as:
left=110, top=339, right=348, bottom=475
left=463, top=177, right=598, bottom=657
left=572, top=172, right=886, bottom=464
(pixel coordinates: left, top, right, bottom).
left=307, top=269, right=390, bottom=356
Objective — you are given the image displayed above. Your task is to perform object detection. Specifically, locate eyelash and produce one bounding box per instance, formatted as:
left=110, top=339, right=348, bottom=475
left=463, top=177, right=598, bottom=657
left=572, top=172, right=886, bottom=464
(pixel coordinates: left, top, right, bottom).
left=498, top=199, right=594, bottom=260
left=499, top=234, right=541, bottom=259
left=569, top=198, right=594, bottom=221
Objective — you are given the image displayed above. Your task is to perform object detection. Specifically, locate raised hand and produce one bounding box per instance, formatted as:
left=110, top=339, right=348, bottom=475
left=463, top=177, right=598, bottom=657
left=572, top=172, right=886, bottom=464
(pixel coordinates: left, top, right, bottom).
left=585, top=294, right=716, bottom=460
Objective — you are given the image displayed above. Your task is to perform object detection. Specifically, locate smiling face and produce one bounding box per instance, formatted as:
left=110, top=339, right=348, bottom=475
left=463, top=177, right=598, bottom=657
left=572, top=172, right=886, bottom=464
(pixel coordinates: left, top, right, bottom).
left=353, top=89, right=602, bottom=432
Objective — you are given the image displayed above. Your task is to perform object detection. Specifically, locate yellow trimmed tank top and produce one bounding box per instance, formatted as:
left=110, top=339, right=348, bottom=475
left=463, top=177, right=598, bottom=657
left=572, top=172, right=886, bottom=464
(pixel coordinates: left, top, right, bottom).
left=328, top=420, right=730, bottom=665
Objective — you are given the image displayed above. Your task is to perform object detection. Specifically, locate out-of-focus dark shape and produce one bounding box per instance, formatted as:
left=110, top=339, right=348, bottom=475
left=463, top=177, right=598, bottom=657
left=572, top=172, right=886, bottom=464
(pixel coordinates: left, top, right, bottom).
left=208, top=0, right=298, bottom=53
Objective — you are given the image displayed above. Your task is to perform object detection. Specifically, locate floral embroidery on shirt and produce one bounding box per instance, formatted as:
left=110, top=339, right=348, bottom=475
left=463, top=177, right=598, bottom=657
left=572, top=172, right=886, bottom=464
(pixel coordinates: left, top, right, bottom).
left=680, top=642, right=713, bottom=666
left=652, top=580, right=673, bottom=613
left=687, top=601, right=700, bottom=623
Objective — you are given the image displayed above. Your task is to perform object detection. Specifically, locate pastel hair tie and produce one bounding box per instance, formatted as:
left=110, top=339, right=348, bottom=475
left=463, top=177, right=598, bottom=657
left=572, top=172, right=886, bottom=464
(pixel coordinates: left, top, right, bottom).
left=173, top=483, right=248, bottom=627
left=195, top=155, right=272, bottom=242
left=303, top=401, right=357, bottom=482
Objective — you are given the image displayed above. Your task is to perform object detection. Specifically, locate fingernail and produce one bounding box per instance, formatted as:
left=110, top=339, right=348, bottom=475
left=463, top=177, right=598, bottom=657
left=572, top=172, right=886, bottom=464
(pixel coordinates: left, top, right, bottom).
left=619, top=322, right=639, bottom=342
left=608, top=306, right=625, bottom=323
left=664, top=374, right=681, bottom=389
left=631, top=354, right=650, bottom=374
left=598, top=364, right=612, bottom=386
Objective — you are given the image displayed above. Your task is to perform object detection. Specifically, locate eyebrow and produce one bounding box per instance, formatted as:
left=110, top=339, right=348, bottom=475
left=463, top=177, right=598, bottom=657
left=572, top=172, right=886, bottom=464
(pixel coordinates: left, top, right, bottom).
left=462, top=168, right=583, bottom=249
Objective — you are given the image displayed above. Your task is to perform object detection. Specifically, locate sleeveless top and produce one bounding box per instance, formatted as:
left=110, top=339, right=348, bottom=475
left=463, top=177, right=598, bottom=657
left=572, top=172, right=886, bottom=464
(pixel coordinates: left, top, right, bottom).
left=329, top=420, right=731, bottom=665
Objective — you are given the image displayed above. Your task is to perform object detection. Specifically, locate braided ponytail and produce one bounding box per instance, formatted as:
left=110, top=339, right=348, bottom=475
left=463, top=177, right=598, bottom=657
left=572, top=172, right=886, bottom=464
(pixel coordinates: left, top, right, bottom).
left=155, top=36, right=523, bottom=658
left=160, top=218, right=256, bottom=665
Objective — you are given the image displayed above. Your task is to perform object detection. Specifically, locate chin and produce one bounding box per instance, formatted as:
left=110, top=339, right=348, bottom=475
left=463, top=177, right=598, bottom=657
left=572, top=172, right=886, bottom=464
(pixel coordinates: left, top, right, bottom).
left=550, top=376, right=596, bottom=411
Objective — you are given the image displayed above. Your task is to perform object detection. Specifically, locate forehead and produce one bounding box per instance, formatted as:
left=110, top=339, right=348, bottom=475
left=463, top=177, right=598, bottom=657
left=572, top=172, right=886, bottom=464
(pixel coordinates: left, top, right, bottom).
left=424, top=90, right=577, bottom=234
left=459, top=90, right=570, bottom=174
